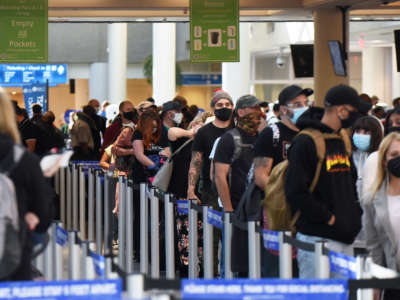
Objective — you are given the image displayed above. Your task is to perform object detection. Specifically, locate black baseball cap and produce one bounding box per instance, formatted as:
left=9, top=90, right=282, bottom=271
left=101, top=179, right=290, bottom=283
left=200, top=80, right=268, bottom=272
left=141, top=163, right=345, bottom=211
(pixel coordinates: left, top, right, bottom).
left=162, top=100, right=181, bottom=113
left=278, top=85, right=313, bottom=106
left=324, top=84, right=372, bottom=113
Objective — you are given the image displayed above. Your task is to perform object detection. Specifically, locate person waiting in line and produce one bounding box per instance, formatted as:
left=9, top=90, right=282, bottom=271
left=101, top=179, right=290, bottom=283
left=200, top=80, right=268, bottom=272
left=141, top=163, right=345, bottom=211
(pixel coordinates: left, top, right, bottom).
left=0, top=88, right=53, bottom=281
left=254, top=85, right=313, bottom=277
left=159, top=100, right=183, bottom=148
left=392, top=97, right=400, bottom=108
left=30, top=104, right=43, bottom=125
left=286, top=85, right=364, bottom=278
left=187, top=90, right=233, bottom=277
left=168, top=112, right=209, bottom=277
left=136, top=101, right=157, bottom=117
left=214, top=95, right=262, bottom=277
left=39, top=111, right=65, bottom=153
left=88, top=99, right=106, bottom=135
left=362, top=132, right=400, bottom=300
left=266, top=103, right=281, bottom=125
left=13, top=102, right=45, bottom=156
left=384, top=106, right=400, bottom=135
left=130, top=110, right=169, bottom=261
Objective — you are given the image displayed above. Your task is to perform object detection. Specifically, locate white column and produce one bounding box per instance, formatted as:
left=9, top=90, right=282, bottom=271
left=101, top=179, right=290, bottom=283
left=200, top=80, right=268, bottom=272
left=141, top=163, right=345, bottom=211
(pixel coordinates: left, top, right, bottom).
left=107, top=23, right=127, bottom=105
left=362, top=46, right=392, bottom=103
left=222, top=23, right=251, bottom=103
left=392, top=45, right=400, bottom=101
left=89, top=63, right=108, bottom=102
left=152, top=23, right=176, bottom=106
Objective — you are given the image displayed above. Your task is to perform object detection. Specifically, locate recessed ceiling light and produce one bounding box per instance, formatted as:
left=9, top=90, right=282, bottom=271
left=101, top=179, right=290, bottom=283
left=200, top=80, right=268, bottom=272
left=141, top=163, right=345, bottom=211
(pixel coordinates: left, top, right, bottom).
left=136, top=18, right=146, bottom=22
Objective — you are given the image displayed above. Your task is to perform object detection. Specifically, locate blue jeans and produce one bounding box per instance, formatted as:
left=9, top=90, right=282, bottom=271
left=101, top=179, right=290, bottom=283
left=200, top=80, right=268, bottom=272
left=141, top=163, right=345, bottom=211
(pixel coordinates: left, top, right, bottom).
left=296, top=232, right=354, bottom=279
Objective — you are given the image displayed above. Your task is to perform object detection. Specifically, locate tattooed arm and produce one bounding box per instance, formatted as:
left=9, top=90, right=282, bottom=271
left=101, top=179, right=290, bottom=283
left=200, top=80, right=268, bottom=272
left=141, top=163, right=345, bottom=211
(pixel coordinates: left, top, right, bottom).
left=253, top=156, right=273, bottom=190
left=187, top=151, right=203, bottom=201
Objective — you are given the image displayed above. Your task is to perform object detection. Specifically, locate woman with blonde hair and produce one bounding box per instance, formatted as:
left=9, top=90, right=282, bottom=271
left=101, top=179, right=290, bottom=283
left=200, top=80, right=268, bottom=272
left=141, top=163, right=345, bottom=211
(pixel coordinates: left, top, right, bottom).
left=0, top=88, right=52, bottom=280
left=363, top=132, right=400, bottom=299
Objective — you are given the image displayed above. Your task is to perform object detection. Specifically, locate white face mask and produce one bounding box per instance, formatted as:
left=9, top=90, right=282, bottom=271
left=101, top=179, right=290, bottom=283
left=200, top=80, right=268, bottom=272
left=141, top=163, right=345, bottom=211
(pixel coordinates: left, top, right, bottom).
left=172, top=112, right=183, bottom=125
left=123, top=122, right=135, bottom=129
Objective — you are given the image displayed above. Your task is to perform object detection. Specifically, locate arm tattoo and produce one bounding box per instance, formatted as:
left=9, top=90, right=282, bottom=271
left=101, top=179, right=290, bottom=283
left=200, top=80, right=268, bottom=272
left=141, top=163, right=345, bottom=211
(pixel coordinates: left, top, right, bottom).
left=188, top=151, right=203, bottom=188
left=254, top=157, right=271, bottom=168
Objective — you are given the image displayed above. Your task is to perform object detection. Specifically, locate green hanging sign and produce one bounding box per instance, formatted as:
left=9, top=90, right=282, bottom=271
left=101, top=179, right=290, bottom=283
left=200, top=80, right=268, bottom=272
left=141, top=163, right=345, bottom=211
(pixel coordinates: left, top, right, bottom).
left=190, top=0, right=239, bottom=63
left=0, top=0, right=48, bottom=63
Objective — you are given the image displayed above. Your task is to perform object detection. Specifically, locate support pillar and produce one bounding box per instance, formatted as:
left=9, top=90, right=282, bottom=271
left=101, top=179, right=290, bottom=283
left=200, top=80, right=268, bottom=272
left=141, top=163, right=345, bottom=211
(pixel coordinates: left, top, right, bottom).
left=362, top=46, right=392, bottom=103
left=107, top=23, right=127, bottom=105
left=89, top=63, right=108, bottom=103
left=152, top=23, right=176, bottom=106
left=314, top=9, right=349, bottom=106
left=222, top=23, right=251, bottom=103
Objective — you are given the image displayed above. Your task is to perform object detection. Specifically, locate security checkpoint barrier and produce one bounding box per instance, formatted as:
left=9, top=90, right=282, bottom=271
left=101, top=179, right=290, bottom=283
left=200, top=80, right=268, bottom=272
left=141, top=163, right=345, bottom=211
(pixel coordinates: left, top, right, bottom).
left=46, top=161, right=400, bottom=300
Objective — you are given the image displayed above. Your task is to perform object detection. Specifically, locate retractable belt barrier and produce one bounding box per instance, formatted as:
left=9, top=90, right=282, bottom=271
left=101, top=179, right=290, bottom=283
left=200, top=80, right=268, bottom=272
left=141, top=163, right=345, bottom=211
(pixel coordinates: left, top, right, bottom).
left=48, top=162, right=400, bottom=300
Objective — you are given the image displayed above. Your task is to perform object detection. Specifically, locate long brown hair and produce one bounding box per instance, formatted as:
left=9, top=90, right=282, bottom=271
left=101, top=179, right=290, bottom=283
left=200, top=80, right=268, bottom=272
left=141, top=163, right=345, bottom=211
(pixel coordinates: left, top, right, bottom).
left=371, top=132, right=400, bottom=198
left=135, top=110, right=161, bottom=149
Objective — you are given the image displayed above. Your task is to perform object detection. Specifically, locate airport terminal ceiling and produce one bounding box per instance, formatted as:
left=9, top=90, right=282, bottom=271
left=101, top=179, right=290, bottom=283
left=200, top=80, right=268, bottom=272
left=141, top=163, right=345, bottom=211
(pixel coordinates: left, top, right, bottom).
left=48, top=0, right=400, bottom=22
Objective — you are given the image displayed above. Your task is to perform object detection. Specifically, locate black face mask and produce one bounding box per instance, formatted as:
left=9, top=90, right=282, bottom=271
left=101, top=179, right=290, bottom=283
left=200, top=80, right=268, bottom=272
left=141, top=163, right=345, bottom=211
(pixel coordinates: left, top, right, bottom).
left=123, top=111, right=135, bottom=121
left=388, top=156, right=400, bottom=178
left=214, top=108, right=232, bottom=121
left=341, top=111, right=361, bottom=129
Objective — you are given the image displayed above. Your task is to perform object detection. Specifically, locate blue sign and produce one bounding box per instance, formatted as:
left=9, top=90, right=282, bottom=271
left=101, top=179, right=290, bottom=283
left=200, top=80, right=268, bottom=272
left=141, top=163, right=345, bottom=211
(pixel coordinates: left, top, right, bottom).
left=207, top=209, right=223, bottom=229
left=89, top=250, right=105, bottom=278
left=177, top=200, right=189, bottom=215
left=23, top=83, right=47, bottom=118
left=0, top=64, right=67, bottom=87
left=329, top=251, right=357, bottom=279
left=56, top=226, right=68, bottom=247
left=182, top=279, right=348, bottom=300
left=182, top=74, right=221, bottom=86
left=263, top=230, right=280, bottom=251
left=0, top=279, right=122, bottom=300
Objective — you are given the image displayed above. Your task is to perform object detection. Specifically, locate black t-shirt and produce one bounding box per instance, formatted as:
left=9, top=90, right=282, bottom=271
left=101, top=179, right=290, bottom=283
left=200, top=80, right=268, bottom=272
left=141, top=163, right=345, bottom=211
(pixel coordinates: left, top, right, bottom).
left=131, top=130, right=165, bottom=183
left=158, top=125, right=170, bottom=149
left=214, top=128, right=258, bottom=209
left=253, top=122, right=298, bottom=168
left=168, top=137, right=193, bottom=198
left=192, top=122, right=230, bottom=184
left=18, top=118, right=45, bottom=156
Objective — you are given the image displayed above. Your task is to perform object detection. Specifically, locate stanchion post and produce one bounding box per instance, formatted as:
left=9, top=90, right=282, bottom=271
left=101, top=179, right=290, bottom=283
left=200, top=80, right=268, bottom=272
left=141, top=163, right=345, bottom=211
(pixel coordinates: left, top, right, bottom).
left=72, top=164, right=78, bottom=230
left=248, top=221, right=258, bottom=279
left=79, top=166, right=86, bottom=239
left=140, top=183, right=149, bottom=274
left=44, top=226, right=53, bottom=281
left=118, top=176, right=126, bottom=268
left=224, top=212, right=233, bottom=279
left=60, top=167, right=66, bottom=226
left=127, top=274, right=145, bottom=300
left=66, top=164, right=72, bottom=230
left=188, top=200, right=198, bottom=278
left=88, top=168, right=95, bottom=241
left=279, top=231, right=293, bottom=279
left=203, top=206, right=213, bottom=279
left=104, top=173, right=111, bottom=255
left=315, top=241, right=330, bottom=279
left=165, top=194, right=175, bottom=279
left=68, top=231, right=80, bottom=280
left=51, top=222, right=62, bottom=280
left=126, top=180, right=134, bottom=273
left=96, top=171, right=103, bottom=254
left=150, top=188, right=160, bottom=278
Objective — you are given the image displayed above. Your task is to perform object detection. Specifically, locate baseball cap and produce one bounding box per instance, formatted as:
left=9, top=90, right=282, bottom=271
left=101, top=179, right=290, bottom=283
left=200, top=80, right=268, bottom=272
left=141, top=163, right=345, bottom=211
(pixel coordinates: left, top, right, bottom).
left=278, top=85, right=313, bottom=106
left=162, top=100, right=181, bottom=113
left=324, top=84, right=372, bottom=113
left=210, top=90, right=233, bottom=107
left=235, top=95, right=262, bottom=110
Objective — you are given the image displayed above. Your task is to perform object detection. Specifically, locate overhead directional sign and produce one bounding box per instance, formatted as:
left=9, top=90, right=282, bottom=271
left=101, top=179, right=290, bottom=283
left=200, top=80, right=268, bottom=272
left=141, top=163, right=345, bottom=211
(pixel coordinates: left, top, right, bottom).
left=0, top=0, right=48, bottom=63
left=190, top=0, right=239, bottom=63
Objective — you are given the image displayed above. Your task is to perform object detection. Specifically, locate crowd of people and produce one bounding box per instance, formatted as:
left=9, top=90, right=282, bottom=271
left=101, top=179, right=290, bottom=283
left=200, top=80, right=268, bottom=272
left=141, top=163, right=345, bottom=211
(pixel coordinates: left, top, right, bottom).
left=2, top=82, right=400, bottom=298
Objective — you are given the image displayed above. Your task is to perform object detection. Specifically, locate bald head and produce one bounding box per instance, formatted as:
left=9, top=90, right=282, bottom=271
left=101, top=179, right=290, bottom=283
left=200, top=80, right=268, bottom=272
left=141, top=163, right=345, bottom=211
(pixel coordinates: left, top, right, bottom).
left=88, top=99, right=100, bottom=112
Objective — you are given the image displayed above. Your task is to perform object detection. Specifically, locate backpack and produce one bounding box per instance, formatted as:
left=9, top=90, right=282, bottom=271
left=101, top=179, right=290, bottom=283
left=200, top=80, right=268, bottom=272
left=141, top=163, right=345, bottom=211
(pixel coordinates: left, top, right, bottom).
left=234, top=123, right=281, bottom=223
left=0, top=144, right=24, bottom=279
left=262, top=128, right=352, bottom=232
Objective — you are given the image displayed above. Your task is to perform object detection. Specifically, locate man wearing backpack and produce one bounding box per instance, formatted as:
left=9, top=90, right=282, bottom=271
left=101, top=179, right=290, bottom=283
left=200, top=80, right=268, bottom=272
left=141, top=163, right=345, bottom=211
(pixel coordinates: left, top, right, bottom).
left=253, top=85, right=313, bottom=277
left=285, top=84, right=366, bottom=278
left=214, top=95, right=262, bottom=276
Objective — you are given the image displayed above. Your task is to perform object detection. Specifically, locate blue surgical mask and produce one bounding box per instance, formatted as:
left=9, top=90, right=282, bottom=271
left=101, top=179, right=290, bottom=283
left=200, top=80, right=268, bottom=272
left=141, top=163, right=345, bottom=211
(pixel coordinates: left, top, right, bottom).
left=290, top=107, right=308, bottom=124
left=353, top=133, right=371, bottom=152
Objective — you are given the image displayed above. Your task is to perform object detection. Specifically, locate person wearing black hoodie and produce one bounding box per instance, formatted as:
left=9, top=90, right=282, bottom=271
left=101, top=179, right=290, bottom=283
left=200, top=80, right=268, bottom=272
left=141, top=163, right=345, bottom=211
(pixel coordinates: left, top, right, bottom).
left=285, top=84, right=368, bottom=278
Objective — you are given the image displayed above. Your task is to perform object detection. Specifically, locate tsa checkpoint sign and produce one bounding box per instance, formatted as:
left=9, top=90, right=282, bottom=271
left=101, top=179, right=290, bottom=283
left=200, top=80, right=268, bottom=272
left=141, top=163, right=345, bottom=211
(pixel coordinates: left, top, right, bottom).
left=182, top=279, right=348, bottom=300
